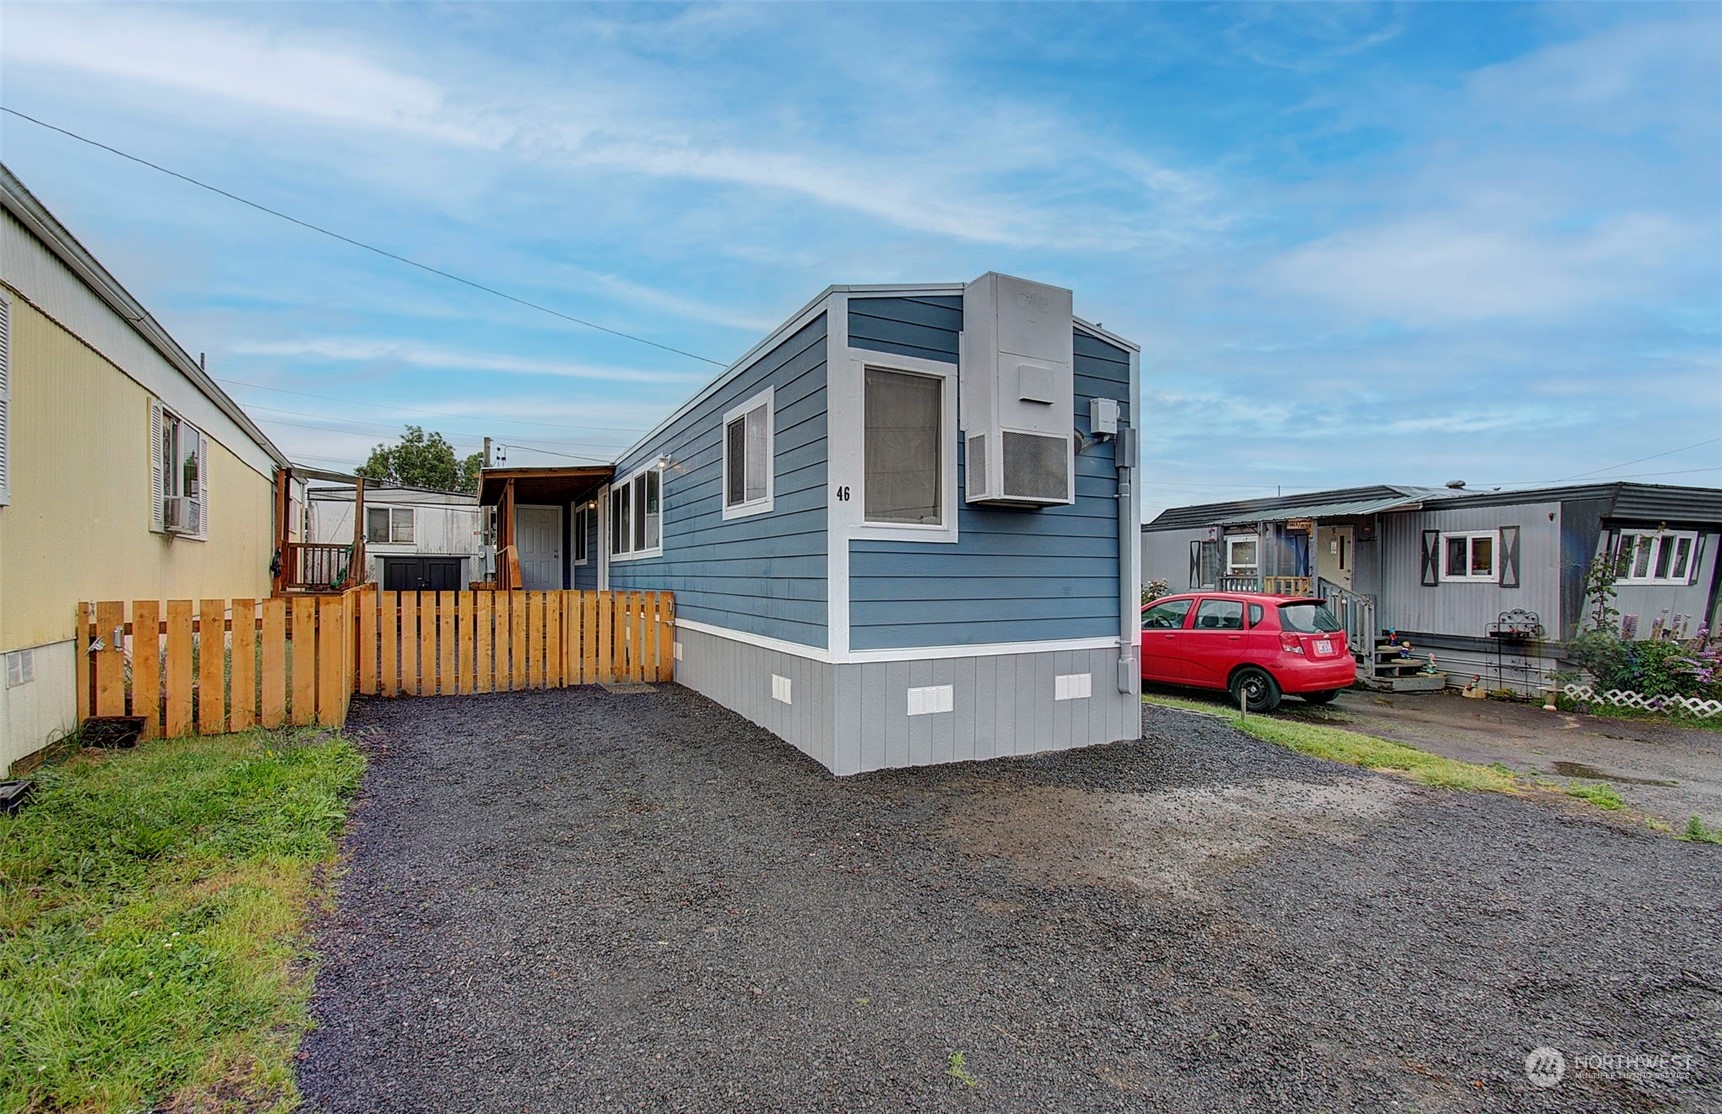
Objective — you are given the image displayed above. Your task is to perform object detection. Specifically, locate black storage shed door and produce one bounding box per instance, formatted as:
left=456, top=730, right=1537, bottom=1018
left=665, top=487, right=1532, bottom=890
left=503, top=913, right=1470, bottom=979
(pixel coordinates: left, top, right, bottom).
left=382, top=557, right=464, bottom=591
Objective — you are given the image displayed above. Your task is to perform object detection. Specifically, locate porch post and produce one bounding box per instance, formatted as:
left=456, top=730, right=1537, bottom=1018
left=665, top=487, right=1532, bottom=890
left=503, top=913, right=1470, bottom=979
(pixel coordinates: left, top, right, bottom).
left=502, top=478, right=516, bottom=591
left=273, top=467, right=291, bottom=596
left=350, top=476, right=366, bottom=588
left=1259, top=518, right=1269, bottom=592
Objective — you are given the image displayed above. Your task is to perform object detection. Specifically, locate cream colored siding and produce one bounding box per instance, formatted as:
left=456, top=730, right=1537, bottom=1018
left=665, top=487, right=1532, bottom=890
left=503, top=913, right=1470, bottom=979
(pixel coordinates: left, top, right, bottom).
left=1, top=210, right=276, bottom=479
left=0, top=295, right=274, bottom=653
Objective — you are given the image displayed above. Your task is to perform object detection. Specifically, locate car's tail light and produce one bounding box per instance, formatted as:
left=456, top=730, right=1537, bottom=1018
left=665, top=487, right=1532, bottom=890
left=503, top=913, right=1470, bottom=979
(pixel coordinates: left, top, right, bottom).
left=1280, top=632, right=1305, bottom=655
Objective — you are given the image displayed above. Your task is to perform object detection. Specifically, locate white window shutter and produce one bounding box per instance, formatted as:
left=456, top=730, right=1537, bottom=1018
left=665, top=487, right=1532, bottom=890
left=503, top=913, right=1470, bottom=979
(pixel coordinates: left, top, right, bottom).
left=149, top=400, right=166, bottom=532
left=195, top=431, right=209, bottom=538
left=0, top=294, right=10, bottom=506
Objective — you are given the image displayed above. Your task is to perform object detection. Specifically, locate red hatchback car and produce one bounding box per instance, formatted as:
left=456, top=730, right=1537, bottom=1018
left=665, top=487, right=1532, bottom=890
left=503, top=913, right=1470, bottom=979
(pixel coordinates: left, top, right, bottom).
left=1140, top=592, right=1355, bottom=712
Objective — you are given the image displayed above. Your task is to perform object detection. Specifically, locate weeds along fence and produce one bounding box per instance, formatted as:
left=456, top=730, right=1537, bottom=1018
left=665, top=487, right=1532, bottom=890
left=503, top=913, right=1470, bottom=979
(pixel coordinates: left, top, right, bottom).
left=78, top=589, right=676, bottom=739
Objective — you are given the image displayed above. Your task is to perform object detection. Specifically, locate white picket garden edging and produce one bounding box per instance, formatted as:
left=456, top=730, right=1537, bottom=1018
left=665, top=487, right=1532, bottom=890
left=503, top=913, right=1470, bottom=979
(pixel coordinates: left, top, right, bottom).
left=1562, top=684, right=1722, bottom=720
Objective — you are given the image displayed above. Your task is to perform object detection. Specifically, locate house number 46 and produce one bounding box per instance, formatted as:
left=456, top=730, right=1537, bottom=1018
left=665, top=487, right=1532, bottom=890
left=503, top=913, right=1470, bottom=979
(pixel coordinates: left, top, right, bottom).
left=834, top=486, right=851, bottom=501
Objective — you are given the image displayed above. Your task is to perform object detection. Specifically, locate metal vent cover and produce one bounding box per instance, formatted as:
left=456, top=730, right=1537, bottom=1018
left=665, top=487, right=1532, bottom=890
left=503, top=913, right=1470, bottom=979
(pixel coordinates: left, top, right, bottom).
left=1001, top=431, right=1069, bottom=502
left=966, top=434, right=989, bottom=500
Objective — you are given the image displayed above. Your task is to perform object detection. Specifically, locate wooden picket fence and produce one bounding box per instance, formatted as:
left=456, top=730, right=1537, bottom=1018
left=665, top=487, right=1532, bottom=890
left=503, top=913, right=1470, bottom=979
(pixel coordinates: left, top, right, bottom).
left=78, top=588, right=676, bottom=740
left=78, top=590, right=362, bottom=739
left=354, top=588, right=674, bottom=697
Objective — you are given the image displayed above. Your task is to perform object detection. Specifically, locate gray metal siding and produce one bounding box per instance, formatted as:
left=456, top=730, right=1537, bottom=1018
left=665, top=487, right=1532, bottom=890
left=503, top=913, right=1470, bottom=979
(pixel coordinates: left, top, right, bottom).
left=849, top=300, right=1132, bottom=650
left=1602, top=526, right=1720, bottom=639
left=608, top=315, right=828, bottom=648
left=831, top=646, right=1139, bottom=775
left=1143, top=526, right=1210, bottom=591
left=1377, top=502, right=1563, bottom=639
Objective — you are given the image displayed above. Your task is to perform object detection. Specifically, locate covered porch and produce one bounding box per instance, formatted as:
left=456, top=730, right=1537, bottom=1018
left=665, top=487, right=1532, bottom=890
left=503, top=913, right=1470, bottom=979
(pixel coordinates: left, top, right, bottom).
left=477, top=466, right=612, bottom=590
left=274, top=464, right=368, bottom=595
left=1191, top=489, right=1444, bottom=662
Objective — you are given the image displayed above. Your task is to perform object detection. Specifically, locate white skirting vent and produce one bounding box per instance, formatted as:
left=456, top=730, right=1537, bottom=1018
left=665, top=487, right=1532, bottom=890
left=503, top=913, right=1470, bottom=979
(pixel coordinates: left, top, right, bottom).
left=1054, top=673, right=1092, bottom=701
left=907, top=684, right=954, bottom=716
left=771, top=674, right=793, bottom=704
left=674, top=641, right=684, bottom=661
left=5, top=648, right=34, bottom=688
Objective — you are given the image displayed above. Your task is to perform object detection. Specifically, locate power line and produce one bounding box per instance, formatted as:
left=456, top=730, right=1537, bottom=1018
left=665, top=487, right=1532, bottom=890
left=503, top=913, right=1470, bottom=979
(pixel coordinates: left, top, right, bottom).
left=243, top=402, right=624, bottom=455
left=217, top=376, right=649, bottom=436
left=1549, top=435, right=1722, bottom=483
left=2, top=106, right=726, bottom=368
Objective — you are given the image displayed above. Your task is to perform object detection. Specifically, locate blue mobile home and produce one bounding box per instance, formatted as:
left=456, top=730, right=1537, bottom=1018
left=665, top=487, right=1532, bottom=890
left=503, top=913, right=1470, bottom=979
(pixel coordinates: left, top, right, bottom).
left=484, top=274, right=1142, bottom=775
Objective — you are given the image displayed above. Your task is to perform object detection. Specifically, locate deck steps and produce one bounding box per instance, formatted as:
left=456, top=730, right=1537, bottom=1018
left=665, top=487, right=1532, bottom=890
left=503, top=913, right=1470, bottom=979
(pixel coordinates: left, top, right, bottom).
left=1357, top=636, right=1447, bottom=693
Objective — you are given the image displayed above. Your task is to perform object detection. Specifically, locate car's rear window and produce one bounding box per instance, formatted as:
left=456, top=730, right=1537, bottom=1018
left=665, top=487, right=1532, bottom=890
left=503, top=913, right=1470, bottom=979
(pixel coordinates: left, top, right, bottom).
left=1278, top=601, right=1343, bottom=634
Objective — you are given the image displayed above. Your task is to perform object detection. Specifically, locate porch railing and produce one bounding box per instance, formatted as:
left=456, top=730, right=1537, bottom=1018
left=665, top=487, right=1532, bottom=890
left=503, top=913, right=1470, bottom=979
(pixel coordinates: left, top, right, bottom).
left=1220, top=575, right=1313, bottom=596
left=283, top=542, right=357, bottom=592
left=1315, top=577, right=1376, bottom=662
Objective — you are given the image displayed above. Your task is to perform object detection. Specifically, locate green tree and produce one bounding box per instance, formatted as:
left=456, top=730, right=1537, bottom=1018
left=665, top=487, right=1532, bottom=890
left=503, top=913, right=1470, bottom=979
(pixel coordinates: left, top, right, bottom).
left=355, top=426, right=484, bottom=494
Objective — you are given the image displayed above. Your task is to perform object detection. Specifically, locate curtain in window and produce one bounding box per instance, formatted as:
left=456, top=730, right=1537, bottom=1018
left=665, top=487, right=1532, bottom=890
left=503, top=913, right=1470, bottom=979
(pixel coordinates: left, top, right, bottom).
left=864, top=369, right=940, bottom=525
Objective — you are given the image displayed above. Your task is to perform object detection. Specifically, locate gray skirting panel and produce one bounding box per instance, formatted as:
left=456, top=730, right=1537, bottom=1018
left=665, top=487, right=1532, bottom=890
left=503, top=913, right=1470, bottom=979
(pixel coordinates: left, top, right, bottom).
left=673, top=625, right=1141, bottom=776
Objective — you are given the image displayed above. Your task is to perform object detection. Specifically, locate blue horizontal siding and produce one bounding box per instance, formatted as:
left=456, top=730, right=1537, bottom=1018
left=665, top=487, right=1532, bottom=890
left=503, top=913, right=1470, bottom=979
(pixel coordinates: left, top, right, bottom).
left=609, top=314, right=828, bottom=648
left=849, top=298, right=1132, bottom=651
left=848, top=296, right=962, bottom=363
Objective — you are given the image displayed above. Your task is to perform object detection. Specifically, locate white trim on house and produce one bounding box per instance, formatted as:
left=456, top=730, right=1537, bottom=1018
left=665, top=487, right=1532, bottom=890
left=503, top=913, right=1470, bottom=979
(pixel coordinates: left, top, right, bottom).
left=824, top=292, right=852, bottom=660
left=678, top=616, right=1125, bottom=666
left=1440, top=529, right=1498, bottom=582
left=844, top=349, right=959, bottom=545
left=721, top=386, right=775, bottom=521
left=1617, top=529, right=1698, bottom=585
left=608, top=463, right=664, bottom=562
left=573, top=503, right=591, bottom=566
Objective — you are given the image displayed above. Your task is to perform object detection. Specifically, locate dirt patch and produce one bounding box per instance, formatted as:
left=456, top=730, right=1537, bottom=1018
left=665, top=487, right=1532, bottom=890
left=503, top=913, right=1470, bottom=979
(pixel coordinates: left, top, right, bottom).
left=1311, top=690, right=1722, bottom=827
left=946, top=777, right=1401, bottom=897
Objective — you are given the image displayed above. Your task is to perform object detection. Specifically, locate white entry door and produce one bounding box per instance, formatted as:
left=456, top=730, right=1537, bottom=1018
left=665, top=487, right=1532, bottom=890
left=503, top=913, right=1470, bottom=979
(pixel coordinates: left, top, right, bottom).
left=516, top=505, right=562, bottom=589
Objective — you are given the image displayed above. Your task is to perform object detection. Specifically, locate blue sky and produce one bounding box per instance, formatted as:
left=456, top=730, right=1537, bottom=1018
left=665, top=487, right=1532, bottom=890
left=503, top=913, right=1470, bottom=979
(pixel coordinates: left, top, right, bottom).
left=2, top=2, right=1718, bottom=518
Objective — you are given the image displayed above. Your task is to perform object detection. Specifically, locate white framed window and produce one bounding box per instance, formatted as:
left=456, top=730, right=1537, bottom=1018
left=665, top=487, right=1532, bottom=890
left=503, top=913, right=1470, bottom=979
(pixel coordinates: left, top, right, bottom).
left=722, top=387, right=773, bottom=519
left=573, top=504, right=591, bottom=566
left=365, top=506, right=414, bottom=544
left=1441, top=531, right=1497, bottom=582
left=150, top=399, right=207, bottom=539
left=1617, top=530, right=1697, bottom=585
left=610, top=465, right=663, bottom=560
left=854, top=356, right=958, bottom=543
left=1225, top=535, right=1258, bottom=577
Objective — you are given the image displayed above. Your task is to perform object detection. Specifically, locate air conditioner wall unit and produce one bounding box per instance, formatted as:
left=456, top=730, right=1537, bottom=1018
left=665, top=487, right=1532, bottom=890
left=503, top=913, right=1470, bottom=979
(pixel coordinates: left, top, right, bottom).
left=959, top=272, right=1075, bottom=507
left=163, top=495, right=201, bottom=535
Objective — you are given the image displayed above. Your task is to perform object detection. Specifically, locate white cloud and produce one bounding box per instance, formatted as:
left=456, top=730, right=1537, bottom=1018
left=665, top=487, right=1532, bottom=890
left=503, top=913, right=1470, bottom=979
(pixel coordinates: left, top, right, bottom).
left=230, top=337, right=708, bottom=386
left=1262, top=205, right=1689, bottom=324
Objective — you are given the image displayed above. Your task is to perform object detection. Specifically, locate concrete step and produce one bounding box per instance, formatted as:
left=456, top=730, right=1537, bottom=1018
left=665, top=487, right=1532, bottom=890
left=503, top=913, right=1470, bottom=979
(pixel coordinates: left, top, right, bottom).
left=1359, top=672, right=1449, bottom=693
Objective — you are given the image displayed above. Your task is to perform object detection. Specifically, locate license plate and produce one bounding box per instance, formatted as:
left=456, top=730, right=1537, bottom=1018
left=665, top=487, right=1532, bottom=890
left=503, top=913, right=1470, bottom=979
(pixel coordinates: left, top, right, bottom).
left=1314, top=640, right=1333, bottom=656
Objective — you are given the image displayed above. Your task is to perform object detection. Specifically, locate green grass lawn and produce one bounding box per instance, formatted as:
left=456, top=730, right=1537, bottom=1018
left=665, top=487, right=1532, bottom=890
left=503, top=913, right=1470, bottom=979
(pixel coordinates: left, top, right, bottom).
left=0, top=728, right=363, bottom=1113
left=1142, top=692, right=1519, bottom=792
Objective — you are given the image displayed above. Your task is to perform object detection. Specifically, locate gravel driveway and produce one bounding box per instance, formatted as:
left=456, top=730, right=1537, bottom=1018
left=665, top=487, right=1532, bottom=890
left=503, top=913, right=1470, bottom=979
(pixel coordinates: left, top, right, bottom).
left=300, top=689, right=1721, bottom=1112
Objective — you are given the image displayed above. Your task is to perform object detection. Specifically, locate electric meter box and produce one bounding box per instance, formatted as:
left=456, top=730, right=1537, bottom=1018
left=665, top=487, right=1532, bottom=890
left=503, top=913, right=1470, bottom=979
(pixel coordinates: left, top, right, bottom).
left=959, top=272, right=1075, bottom=507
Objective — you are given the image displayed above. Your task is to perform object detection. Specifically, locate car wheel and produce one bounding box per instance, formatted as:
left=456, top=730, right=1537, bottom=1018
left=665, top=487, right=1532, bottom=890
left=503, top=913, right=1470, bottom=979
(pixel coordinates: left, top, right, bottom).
left=1302, top=689, right=1341, bottom=705
left=1229, top=666, right=1282, bottom=713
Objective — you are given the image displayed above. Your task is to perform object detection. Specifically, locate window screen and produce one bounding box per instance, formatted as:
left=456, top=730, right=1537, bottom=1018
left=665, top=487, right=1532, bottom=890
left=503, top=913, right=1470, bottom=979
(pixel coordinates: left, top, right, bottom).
left=864, top=368, right=941, bottom=525
left=724, top=403, right=769, bottom=509
left=366, top=507, right=390, bottom=543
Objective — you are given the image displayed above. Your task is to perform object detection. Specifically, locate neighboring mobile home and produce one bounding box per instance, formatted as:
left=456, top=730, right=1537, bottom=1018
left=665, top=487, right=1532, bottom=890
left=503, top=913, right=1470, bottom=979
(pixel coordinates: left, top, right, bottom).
left=0, top=163, right=291, bottom=771
left=481, top=274, right=1143, bottom=774
left=1142, top=482, right=1722, bottom=693
left=307, top=484, right=482, bottom=590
